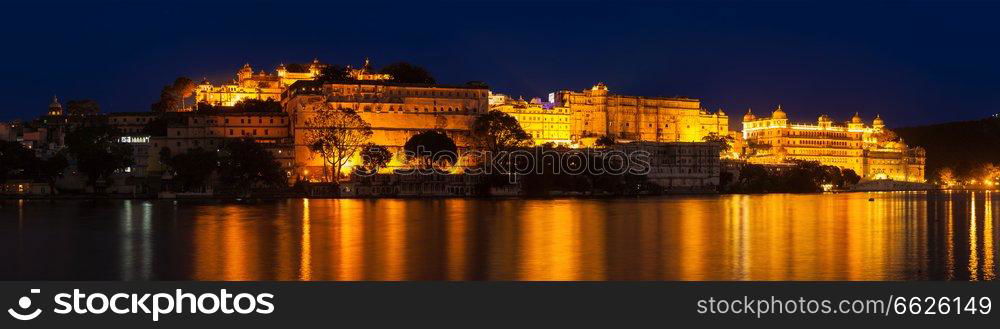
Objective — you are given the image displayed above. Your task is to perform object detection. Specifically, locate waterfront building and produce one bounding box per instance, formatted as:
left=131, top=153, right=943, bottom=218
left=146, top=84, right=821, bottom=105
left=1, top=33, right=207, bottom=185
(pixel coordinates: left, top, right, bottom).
left=613, top=141, right=722, bottom=192
left=490, top=94, right=572, bottom=146
left=148, top=111, right=294, bottom=174
left=283, top=79, right=489, bottom=180
left=551, top=83, right=729, bottom=143
left=106, top=112, right=157, bottom=135
left=741, top=106, right=925, bottom=182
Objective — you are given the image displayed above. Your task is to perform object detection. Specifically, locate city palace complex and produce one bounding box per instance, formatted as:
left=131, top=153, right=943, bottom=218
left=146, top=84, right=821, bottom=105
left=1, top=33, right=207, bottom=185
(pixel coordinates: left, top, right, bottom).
left=0, top=58, right=926, bottom=195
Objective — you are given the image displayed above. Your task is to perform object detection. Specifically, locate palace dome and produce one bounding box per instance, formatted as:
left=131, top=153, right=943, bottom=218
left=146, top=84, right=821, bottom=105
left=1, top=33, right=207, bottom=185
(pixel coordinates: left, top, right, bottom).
left=851, top=112, right=863, bottom=123
left=818, top=114, right=832, bottom=122
left=716, top=108, right=726, bottom=116
left=49, top=95, right=61, bottom=109
left=743, top=109, right=756, bottom=121
left=771, top=105, right=787, bottom=119
left=873, top=114, right=884, bottom=126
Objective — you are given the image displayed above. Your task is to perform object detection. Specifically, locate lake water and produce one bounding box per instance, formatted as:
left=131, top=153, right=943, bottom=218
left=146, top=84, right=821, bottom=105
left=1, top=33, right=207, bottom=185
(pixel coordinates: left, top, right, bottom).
left=1, top=191, right=996, bottom=281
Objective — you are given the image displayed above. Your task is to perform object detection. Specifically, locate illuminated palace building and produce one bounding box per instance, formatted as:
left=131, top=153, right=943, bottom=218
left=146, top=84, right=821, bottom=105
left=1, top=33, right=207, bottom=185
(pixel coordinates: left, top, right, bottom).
left=552, top=83, right=729, bottom=143
left=489, top=94, right=572, bottom=145
left=283, top=71, right=489, bottom=177
left=194, top=59, right=328, bottom=107
left=742, top=106, right=925, bottom=182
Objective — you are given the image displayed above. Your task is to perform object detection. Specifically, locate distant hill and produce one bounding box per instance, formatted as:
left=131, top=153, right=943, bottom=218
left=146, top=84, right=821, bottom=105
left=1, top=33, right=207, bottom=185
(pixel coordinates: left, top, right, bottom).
left=894, top=116, right=1000, bottom=179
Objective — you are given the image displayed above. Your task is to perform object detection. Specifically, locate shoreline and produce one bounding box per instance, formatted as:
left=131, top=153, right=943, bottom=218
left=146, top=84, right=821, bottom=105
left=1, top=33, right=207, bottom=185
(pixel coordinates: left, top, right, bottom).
left=4, top=188, right=992, bottom=202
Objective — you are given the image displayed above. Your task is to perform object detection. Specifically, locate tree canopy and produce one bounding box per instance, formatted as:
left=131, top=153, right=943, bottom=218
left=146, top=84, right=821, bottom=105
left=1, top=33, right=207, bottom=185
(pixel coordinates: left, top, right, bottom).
left=471, top=110, right=533, bottom=153
left=161, top=147, right=219, bottom=192
left=303, top=105, right=373, bottom=181
left=152, top=77, right=197, bottom=112
left=404, top=130, right=457, bottom=169
left=380, top=62, right=435, bottom=84
left=316, top=65, right=353, bottom=83
left=358, top=143, right=393, bottom=175
left=65, top=126, right=133, bottom=186
left=232, top=99, right=282, bottom=112
left=217, top=139, right=286, bottom=194
left=65, top=99, right=100, bottom=116
left=595, top=135, right=617, bottom=147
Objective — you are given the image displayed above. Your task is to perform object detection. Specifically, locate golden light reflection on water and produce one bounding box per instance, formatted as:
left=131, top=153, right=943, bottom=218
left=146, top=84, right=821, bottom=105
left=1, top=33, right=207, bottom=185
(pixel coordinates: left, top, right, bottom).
left=184, top=192, right=1000, bottom=281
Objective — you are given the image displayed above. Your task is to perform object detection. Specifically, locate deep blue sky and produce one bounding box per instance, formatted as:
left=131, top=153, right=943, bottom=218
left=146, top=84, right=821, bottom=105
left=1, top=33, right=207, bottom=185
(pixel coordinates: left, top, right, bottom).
left=3, top=1, right=1000, bottom=128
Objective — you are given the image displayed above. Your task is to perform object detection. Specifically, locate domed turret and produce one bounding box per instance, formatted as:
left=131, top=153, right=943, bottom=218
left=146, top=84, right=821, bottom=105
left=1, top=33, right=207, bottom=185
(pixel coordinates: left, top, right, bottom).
left=743, top=108, right=756, bottom=121
left=873, top=114, right=885, bottom=129
left=771, top=105, right=787, bottom=119
left=818, top=114, right=831, bottom=122
left=238, top=63, right=253, bottom=80
left=47, top=95, right=63, bottom=116
left=716, top=108, right=726, bottom=116
left=309, top=58, right=323, bottom=75
left=851, top=112, right=863, bottom=123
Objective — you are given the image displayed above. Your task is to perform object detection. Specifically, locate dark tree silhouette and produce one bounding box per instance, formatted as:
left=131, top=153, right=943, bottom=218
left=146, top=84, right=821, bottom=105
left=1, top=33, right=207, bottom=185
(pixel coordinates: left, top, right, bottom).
left=471, top=110, right=533, bottom=153
left=316, top=65, right=354, bottom=83
left=65, top=126, right=133, bottom=187
left=404, top=130, right=457, bottom=169
left=358, top=143, right=393, bottom=175
left=0, top=141, right=36, bottom=181
left=232, top=99, right=282, bottom=112
left=595, top=135, right=617, bottom=147
left=65, top=99, right=100, bottom=116
left=218, top=139, right=287, bottom=195
left=152, top=77, right=196, bottom=112
left=162, top=147, right=219, bottom=192
left=895, top=116, right=1000, bottom=180
left=380, top=62, right=436, bottom=84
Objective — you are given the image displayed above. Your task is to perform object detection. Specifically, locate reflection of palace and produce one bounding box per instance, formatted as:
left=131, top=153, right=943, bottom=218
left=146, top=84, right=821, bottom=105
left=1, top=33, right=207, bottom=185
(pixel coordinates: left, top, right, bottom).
left=742, top=106, right=925, bottom=182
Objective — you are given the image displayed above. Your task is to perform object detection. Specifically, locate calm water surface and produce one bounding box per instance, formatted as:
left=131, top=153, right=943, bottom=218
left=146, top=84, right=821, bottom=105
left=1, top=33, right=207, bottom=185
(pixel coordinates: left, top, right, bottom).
left=1, top=191, right=997, bottom=281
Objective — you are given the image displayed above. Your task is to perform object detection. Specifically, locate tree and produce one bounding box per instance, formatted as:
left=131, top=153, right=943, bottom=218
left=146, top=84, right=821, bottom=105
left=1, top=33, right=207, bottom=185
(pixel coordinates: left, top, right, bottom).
left=702, top=132, right=734, bottom=154
left=286, top=63, right=309, bottom=73
left=162, top=148, right=219, bottom=192
left=34, top=152, right=68, bottom=194
left=595, top=135, right=616, bottom=147
left=152, top=77, right=196, bottom=112
left=172, top=77, right=197, bottom=109
left=938, top=167, right=956, bottom=186
left=65, top=99, right=100, bottom=116
left=843, top=168, right=862, bottom=186
left=742, top=141, right=772, bottom=159
left=232, top=99, right=282, bottom=112
left=316, top=65, right=353, bottom=83
left=64, top=126, right=133, bottom=187
left=358, top=144, right=393, bottom=175
left=303, top=105, right=373, bottom=181
left=380, top=62, right=435, bottom=84
left=151, top=88, right=179, bottom=112
left=217, top=139, right=286, bottom=195
left=0, top=141, right=35, bottom=182
left=471, top=110, right=533, bottom=153
left=404, top=130, right=457, bottom=169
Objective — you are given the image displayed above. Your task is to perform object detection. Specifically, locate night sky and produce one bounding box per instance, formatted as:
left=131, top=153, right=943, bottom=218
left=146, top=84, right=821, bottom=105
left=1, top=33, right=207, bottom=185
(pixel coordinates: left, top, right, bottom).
left=4, top=1, right=1000, bottom=128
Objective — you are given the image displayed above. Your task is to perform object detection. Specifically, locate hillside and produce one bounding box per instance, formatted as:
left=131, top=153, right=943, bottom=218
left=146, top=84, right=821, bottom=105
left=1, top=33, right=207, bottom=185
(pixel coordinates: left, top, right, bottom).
left=894, top=116, right=1000, bottom=179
